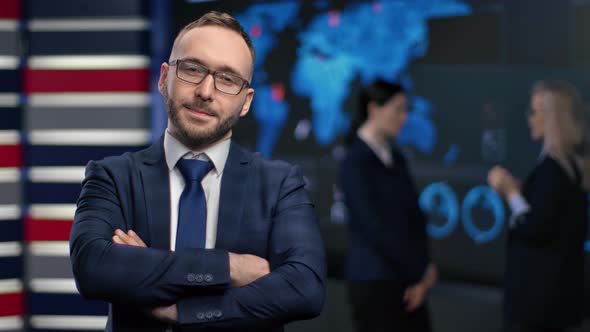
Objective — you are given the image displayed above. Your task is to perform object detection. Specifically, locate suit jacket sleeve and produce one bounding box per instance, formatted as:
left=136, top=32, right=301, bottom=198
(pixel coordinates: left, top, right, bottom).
left=175, top=165, right=327, bottom=328
left=510, top=157, right=569, bottom=245
left=70, top=160, right=231, bottom=307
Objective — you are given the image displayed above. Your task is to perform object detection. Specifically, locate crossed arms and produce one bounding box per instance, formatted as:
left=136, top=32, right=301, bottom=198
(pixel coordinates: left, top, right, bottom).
left=69, top=160, right=326, bottom=328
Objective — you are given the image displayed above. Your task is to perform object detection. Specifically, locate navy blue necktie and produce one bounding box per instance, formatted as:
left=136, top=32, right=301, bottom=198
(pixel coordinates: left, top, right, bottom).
left=176, top=158, right=214, bottom=251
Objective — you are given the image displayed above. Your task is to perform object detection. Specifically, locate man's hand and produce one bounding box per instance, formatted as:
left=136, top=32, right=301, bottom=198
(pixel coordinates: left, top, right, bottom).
left=152, top=304, right=178, bottom=322
left=112, top=229, right=146, bottom=247
left=228, top=252, right=270, bottom=287
left=112, top=229, right=177, bottom=322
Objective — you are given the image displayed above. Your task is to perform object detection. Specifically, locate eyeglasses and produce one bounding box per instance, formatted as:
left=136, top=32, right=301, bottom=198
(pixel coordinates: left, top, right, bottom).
left=169, top=59, right=250, bottom=95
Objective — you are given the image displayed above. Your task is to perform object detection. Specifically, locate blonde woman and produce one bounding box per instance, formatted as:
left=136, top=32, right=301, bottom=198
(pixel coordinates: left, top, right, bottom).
left=488, top=80, right=589, bottom=332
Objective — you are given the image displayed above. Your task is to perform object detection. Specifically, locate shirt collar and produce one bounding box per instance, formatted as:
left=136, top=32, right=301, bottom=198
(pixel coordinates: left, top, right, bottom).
left=357, top=128, right=393, bottom=166
left=164, top=129, right=231, bottom=175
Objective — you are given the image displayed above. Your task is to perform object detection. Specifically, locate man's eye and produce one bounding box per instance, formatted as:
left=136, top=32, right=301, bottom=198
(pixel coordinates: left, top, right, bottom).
left=218, top=74, right=239, bottom=85
left=182, top=64, right=205, bottom=75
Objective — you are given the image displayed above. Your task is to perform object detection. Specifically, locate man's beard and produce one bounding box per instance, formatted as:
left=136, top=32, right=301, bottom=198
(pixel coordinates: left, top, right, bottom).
left=164, top=86, right=242, bottom=149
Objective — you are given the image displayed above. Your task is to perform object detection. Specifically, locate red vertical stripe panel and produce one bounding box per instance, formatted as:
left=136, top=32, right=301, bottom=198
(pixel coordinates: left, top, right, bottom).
left=25, top=218, right=73, bottom=242
left=24, top=69, right=150, bottom=93
left=0, top=0, right=20, bottom=19
left=0, top=293, right=25, bottom=316
left=0, top=145, right=22, bottom=167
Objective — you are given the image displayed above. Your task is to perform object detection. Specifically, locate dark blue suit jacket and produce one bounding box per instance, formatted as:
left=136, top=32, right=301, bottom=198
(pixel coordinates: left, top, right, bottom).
left=69, top=138, right=326, bottom=331
left=504, top=156, right=587, bottom=328
left=339, top=136, right=429, bottom=284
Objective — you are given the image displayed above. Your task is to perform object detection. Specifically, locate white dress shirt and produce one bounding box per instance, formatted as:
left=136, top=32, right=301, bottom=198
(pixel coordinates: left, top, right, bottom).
left=358, top=129, right=393, bottom=167
left=163, top=130, right=230, bottom=250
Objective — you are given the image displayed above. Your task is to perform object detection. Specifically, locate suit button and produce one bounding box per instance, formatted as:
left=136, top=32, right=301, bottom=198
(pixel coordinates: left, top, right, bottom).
left=214, top=310, right=222, bottom=318
left=204, top=273, right=213, bottom=282
left=196, top=312, right=205, bottom=320
left=195, top=274, right=204, bottom=282
left=187, top=273, right=196, bottom=282
left=205, top=311, right=213, bottom=319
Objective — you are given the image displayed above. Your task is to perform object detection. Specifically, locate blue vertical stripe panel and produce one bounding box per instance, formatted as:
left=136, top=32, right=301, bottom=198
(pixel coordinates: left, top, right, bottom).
left=0, top=256, right=23, bottom=279
left=27, top=0, right=147, bottom=18
left=0, top=107, right=21, bottom=130
left=0, top=70, right=21, bottom=93
left=28, top=293, right=108, bottom=315
left=150, top=0, right=174, bottom=142
left=29, top=31, right=150, bottom=56
left=26, top=145, right=147, bottom=166
left=0, top=220, right=22, bottom=242
left=26, top=183, right=81, bottom=204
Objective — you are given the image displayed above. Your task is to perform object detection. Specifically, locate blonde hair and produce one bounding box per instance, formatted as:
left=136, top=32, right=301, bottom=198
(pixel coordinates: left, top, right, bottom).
left=532, top=80, right=590, bottom=190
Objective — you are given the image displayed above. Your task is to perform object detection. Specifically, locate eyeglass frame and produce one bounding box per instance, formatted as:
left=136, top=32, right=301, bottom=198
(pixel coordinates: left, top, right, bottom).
left=168, top=59, right=250, bottom=95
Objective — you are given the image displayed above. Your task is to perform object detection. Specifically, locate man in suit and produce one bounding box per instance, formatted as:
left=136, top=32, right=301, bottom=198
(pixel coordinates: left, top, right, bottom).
left=69, top=11, right=326, bottom=331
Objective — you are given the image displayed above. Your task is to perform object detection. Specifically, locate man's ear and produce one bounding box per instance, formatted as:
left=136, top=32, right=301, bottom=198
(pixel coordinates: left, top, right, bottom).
left=240, top=88, right=255, bottom=117
left=158, top=63, right=169, bottom=94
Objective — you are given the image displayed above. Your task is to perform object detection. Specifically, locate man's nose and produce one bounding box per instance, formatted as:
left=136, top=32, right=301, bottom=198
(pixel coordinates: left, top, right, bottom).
left=195, top=74, right=215, bottom=100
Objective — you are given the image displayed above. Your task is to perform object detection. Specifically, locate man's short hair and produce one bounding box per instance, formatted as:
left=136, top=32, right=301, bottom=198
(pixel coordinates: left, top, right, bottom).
left=173, top=11, right=256, bottom=73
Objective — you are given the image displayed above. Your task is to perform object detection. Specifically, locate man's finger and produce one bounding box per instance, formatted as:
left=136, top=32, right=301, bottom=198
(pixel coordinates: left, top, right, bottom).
left=114, top=229, right=141, bottom=247
left=113, top=235, right=125, bottom=244
left=128, top=230, right=147, bottom=247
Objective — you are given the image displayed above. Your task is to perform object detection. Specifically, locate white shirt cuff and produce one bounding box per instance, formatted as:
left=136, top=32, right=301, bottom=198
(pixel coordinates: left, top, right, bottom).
left=508, top=193, right=530, bottom=228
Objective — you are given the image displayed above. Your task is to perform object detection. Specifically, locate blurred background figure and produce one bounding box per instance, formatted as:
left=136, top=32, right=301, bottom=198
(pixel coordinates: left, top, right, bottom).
left=488, top=80, right=590, bottom=332
left=339, top=79, right=437, bottom=332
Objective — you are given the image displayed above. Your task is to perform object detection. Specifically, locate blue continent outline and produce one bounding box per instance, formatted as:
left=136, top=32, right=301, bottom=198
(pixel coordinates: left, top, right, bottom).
left=292, top=0, right=471, bottom=148
left=236, top=2, right=301, bottom=157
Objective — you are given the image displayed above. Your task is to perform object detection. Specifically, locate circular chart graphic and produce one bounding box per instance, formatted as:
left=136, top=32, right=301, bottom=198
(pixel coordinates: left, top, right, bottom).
left=419, top=182, right=460, bottom=239
left=461, top=185, right=505, bottom=244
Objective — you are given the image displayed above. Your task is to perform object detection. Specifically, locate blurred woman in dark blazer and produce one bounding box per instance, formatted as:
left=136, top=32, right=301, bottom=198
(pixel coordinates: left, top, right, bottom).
left=339, top=80, right=437, bottom=332
left=488, top=80, right=590, bottom=332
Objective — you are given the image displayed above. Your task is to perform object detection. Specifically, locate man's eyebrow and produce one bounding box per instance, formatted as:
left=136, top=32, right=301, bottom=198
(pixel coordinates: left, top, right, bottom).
left=181, top=57, right=247, bottom=80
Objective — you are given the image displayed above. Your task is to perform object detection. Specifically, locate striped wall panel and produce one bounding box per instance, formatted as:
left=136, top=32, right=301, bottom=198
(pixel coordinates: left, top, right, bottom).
left=0, top=1, right=25, bottom=331
left=23, top=1, right=151, bottom=331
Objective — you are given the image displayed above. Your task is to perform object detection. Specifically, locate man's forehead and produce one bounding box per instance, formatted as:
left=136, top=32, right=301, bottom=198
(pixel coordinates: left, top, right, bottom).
left=174, top=25, right=252, bottom=78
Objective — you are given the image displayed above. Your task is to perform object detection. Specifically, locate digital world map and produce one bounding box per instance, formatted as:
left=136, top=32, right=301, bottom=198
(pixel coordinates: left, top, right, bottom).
left=235, top=0, right=472, bottom=157
left=233, top=0, right=521, bottom=245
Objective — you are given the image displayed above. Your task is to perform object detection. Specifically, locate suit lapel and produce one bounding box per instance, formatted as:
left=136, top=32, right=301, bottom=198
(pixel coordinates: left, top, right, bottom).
left=215, top=142, right=251, bottom=250
left=138, top=137, right=171, bottom=250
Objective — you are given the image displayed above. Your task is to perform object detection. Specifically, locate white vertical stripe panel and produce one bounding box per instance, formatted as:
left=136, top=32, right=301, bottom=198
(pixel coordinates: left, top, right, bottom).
left=0, top=316, right=24, bottom=330
left=0, top=204, right=20, bottom=220
left=0, top=20, right=18, bottom=31
left=0, top=279, right=23, bottom=294
left=29, top=55, right=150, bottom=70
left=0, top=93, right=19, bottom=107
left=28, top=93, right=150, bottom=107
left=29, top=167, right=85, bottom=183
left=30, top=316, right=107, bottom=330
left=0, top=168, right=20, bottom=182
left=29, top=278, right=78, bottom=294
left=29, top=241, right=69, bottom=256
left=29, top=18, right=149, bottom=31
left=29, top=204, right=76, bottom=220
left=0, top=56, right=19, bottom=70
left=0, top=242, right=22, bottom=257
left=0, top=130, right=20, bottom=145
left=28, top=129, right=150, bottom=146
